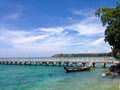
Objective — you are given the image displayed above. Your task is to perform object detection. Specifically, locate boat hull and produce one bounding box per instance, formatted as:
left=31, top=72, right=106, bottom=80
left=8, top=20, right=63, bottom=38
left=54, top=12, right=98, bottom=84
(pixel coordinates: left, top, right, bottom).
left=64, top=66, right=90, bottom=72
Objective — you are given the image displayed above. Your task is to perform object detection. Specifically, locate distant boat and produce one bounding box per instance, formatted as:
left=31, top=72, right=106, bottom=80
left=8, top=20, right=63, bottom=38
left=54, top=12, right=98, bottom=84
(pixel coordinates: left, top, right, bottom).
left=64, top=66, right=90, bottom=72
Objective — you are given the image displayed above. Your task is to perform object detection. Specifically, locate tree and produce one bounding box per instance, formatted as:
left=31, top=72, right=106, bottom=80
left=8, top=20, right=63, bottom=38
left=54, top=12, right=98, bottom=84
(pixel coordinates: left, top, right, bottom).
left=95, top=2, right=120, bottom=58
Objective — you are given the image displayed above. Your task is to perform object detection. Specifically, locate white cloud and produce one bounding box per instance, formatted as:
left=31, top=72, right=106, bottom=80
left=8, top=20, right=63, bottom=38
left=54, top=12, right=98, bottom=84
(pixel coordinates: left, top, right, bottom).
left=3, top=5, right=24, bottom=20
left=0, top=9, right=111, bottom=57
left=72, top=9, right=95, bottom=17
left=0, top=28, right=29, bottom=37
left=67, top=17, right=75, bottom=22
left=65, top=16, right=105, bottom=36
left=5, top=13, right=21, bottom=19
left=0, top=29, right=49, bottom=45
left=36, top=27, right=64, bottom=34
left=11, top=35, right=49, bottom=44
left=92, top=38, right=105, bottom=46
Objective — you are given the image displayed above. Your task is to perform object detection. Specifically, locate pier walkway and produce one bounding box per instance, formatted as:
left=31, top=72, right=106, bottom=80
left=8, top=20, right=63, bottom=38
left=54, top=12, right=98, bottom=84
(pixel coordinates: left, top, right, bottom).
left=0, top=57, right=115, bottom=68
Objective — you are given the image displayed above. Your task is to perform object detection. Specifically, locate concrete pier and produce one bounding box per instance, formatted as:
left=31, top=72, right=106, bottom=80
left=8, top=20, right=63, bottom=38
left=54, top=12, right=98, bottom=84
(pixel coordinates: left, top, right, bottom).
left=0, top=57, right=115, bottom=68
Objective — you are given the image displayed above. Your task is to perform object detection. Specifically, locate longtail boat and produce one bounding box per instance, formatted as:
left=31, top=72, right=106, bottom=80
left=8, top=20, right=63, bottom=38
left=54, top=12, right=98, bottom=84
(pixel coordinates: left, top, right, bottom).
left=64, top=66, right=90, bottom=72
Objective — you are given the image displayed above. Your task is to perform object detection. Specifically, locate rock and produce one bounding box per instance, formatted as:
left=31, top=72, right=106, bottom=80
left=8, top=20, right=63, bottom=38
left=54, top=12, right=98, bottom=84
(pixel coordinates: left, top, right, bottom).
left=106, top=63, right=120, bottom=75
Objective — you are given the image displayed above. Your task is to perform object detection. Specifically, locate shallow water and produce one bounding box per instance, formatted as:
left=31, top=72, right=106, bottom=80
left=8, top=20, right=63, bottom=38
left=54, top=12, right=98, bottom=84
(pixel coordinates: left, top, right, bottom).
left=0, top=65, right=120, bottom=90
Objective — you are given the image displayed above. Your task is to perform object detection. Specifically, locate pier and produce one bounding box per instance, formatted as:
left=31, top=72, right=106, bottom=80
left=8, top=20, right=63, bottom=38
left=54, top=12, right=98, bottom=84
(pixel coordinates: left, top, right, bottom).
left=0, top=57, right=115, bottom=68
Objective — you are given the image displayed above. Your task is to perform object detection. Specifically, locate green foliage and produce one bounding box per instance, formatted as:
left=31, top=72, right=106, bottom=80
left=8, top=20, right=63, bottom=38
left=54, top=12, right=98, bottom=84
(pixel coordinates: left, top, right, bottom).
left=52, top=53, right=111, bottom=57
left=95, top=2, right=120, bottom=57
left=116, top=50, right=120, bottom=59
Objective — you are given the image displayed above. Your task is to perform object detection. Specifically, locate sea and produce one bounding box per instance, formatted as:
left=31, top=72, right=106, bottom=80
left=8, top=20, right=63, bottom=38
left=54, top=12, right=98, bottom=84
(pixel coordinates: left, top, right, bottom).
left=0, top=57, right=120, bottom=90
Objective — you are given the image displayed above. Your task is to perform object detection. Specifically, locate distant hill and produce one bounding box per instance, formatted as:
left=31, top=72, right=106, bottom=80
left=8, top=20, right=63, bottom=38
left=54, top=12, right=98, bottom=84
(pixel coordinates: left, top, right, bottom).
left=52, top=53, right=112, bottom=57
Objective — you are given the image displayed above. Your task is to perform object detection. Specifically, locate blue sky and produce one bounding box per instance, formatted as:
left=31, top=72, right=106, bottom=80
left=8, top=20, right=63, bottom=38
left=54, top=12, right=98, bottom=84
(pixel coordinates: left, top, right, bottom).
left=0, top=0, right=116, bottom=57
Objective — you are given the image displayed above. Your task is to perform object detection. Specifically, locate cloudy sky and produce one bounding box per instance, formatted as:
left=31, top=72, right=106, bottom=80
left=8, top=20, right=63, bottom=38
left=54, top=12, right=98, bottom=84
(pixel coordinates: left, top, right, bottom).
left=0, top=0, right=116, bottom=57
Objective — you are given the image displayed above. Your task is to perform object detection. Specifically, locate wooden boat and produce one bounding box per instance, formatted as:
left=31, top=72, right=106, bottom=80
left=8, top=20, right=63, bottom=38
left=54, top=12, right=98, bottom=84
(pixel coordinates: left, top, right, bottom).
left=64, top=66, right=90, bottom=72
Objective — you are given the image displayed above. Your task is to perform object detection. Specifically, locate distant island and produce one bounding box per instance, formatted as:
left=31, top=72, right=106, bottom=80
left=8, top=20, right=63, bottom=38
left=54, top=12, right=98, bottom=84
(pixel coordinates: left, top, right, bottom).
left=52, top=53, right=112, bottom=57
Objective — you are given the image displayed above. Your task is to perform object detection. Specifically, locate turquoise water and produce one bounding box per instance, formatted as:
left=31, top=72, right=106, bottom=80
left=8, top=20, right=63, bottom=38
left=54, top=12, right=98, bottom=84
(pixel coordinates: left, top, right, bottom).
left=0, top=64, right=120, bottom=90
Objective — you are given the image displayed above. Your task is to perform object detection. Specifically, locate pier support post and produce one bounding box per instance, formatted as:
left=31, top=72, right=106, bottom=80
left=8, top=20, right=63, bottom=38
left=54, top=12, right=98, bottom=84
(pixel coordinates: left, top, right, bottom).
left=40, top=62, right=43, bottom=65
left=74, top=63, right=77, bottom=67
left=51, top=62, right=54, bottom=66
left=3, top=61, right=5, bottom=64
left=61, top=62, right=64, bottom=66
left=82, top=63, right=86, bottom=66
left=92, top=62, right=95, bottom=68
left=35, top=62, right=37, bottom=66
left=46, top=62, right=49, bottom=66
left=10, top=62, right=12, bottom=65
left=30, top=62, right=32, bottom=66
left=24, top=62, right=26, bottom=65
left=0, top=62, right=2, bottom=64
left=89, top=62, right=95, bottom=68
left=101, top=63, right=106, bottom=68
left=58, top=62, right=61, bottom=66
left=53, top=62, right=56, bottom=66
left=69, top=62, right=72, bottom=67
left=66, top=62, right=69, bottom=67
left=15, top=62, right=17, bottom=65
left=19, top=62, right=22, bottom=65
left=27, top=62, right=31, bottom=65
left=6, top=61, right=9, bottom=65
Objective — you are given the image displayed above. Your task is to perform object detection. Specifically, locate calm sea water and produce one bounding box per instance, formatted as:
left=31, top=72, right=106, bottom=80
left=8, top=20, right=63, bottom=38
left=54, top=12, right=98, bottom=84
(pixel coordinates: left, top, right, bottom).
left=0, top=57, right=120, bottom=90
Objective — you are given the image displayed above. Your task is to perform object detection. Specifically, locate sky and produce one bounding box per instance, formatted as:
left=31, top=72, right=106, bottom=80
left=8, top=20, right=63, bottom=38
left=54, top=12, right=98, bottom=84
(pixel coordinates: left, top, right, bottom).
left=0, top=0, right=117, bottom=57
